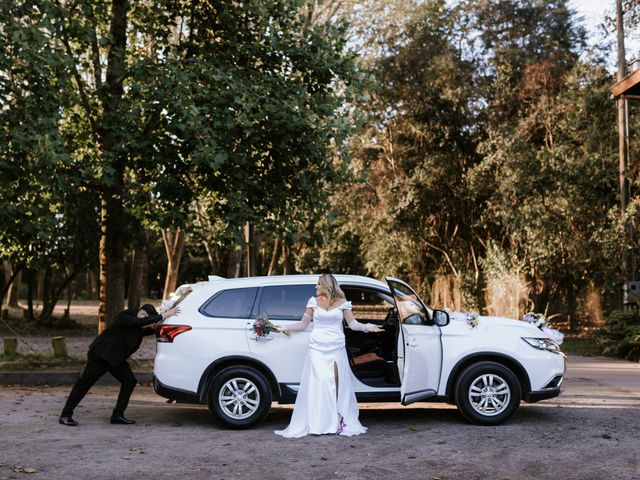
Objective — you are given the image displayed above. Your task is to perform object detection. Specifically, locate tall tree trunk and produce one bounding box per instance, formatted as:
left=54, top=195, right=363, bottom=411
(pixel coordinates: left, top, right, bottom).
left=0, top=263, right=21, bottom=309
left=40, top=268, right=53, bottom=319
left=6, top=269, right=22, bottom=308
left=162, top=227, right=185, bottom=299
left=25, top=269, right=36, bottom=320
left=244, top=222, right=256, bottom=277
left=227, top=249, right=241, bottom=278
left=567, top=283, right=577, bottom=332
left=282, top=241, right=291, bottom=275
left=0, top=262, right=7, bottom=306
left=203, top=242, right=219, bottom=274
left=128, top=237, right=148, bottom=309
left=267, top=238, right=281, bottom=276
left=40, top=269, right=77, bottom=319
left=37, top=269, right=45, bottom=301
left=127, top=247, right=145, bottom=308
left=1, top=260, right=9, bottom=283
left=88, top=269, right=98, bottom=299
left=99, top=184, right=126, bottom=331
left=98, top=0, right=128, bottom=333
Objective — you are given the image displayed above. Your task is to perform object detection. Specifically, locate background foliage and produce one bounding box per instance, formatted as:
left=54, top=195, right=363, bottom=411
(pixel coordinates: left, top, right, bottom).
left=1, top=0, right=639, bottom=354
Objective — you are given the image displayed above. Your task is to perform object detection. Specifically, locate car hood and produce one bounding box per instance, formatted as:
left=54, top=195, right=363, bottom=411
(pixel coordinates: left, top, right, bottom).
left=448, top=311, right=548, bottom=336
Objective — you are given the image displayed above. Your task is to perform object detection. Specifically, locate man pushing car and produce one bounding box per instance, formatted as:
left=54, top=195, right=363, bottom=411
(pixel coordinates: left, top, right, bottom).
left=59, top=303, right=179, bottom=426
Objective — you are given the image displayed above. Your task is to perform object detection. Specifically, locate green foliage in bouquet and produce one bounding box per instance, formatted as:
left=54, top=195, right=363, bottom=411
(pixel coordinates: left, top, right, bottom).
left=599, top=310, right=640, bottom=361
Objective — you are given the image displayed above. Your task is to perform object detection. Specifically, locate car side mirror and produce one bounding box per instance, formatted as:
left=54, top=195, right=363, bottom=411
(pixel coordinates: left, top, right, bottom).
left=432, top=309, right=450, bottom=327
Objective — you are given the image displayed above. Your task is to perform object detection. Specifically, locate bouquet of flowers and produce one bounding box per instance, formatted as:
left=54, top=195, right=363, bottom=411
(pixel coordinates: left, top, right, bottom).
left=523, top=312, right=548, bottom=329
left=252, top=313, right=290, bottom=338
left=465, top=311, right=480, bottom=328
left=523, top=311, right=564, bottom=345
left=447, top=308, right=479, bottom=328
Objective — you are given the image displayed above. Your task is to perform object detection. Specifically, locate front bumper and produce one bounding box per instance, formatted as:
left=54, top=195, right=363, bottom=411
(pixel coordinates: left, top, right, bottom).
left=525, top=386, right=563, bottom=403
left=524, top=365, right=565, bottom=403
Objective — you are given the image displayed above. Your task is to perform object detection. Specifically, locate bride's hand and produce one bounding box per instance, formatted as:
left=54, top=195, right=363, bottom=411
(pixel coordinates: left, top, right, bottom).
left=275, top=325, right=291, bottom=336
left=365, top=324, right=384, bottom=333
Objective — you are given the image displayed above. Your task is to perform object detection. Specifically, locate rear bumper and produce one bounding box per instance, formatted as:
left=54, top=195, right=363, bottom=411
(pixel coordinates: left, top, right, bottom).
left=153, top=376, right=200, bottom=404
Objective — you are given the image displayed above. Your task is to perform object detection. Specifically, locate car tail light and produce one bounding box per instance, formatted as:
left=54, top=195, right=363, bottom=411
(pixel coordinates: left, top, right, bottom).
left=156, top=324, right=192, bottom=343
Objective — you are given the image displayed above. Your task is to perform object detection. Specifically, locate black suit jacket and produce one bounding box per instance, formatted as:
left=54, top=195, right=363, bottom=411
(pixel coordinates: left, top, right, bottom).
left=89, top=307, right=160, bottom=367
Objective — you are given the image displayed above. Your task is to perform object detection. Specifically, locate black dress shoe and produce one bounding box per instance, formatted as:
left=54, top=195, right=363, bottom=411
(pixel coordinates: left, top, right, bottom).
left=110, top=415, right=136, bottom=425
left=59, top=415, right=79, bottom=426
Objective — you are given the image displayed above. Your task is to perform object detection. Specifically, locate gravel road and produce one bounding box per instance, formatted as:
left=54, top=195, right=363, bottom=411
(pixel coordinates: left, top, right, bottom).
left=0, top=355, right=638, bottom=480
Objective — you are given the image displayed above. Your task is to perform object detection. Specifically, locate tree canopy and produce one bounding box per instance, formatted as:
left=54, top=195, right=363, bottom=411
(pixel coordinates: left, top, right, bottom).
left=0, top=0, right=634, bottom=329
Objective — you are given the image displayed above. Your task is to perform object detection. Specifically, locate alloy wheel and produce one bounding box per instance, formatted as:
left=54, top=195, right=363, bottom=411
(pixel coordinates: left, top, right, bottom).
left=218, top=377, right=261, bottom=420
left=467, top=373, right=511, bottom=417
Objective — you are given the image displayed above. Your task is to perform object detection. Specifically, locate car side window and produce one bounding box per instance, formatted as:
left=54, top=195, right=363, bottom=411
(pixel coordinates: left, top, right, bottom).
left=200, top=287, right=258, bottom=318
left=387, top=279, right=429, bottom=325
left=258, top=285, right=316, bottom=320
left=342, top=287, right=393, bottom=321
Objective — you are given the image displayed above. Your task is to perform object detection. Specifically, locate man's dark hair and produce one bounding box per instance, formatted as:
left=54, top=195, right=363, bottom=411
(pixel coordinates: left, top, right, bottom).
left=140, top=304, right=158, bottom=317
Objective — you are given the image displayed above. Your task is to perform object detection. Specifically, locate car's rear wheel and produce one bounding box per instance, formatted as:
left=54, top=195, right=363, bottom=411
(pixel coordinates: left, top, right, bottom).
left=207, top=366, right=272, bottom=429
left=455, top=361, right=521, bottom=425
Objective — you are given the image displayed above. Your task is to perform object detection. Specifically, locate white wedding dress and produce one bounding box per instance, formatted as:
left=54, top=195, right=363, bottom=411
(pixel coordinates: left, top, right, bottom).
left=274, top=296, right=367, bottom=438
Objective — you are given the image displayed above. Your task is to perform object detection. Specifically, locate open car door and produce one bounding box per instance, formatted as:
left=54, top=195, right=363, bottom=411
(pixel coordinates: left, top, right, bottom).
left=386, top=276, right=443, bottom=405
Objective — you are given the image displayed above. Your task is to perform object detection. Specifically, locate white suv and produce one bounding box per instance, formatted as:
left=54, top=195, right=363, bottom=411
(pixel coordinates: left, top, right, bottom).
left=153, top=275, right=565, bottom=428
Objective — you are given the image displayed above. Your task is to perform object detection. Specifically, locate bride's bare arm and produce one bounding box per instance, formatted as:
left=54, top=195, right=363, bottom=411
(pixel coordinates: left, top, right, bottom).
left=343, top=309, right=384, bottom=333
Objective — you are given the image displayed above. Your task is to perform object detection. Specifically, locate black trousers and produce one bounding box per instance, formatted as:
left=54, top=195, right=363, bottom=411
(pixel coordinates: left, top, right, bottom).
left=61, top=351, right=137, bottom=417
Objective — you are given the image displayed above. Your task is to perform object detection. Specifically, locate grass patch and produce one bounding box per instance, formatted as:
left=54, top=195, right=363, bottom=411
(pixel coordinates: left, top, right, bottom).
left=0, top=353, right=86, bottom=371
left=561, top=336, right=602, bottom=356
left=0, top=313, right=95, bottom=336
left=0, top=354, right=153, bottom=371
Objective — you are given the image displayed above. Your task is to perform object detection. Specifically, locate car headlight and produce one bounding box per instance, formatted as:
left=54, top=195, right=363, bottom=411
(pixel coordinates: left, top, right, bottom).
left=522, top=337, right=561, bottom=354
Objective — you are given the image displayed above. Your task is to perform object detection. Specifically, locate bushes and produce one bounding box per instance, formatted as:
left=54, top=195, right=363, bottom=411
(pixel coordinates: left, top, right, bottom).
left=599, top=310, right=640, bottom=361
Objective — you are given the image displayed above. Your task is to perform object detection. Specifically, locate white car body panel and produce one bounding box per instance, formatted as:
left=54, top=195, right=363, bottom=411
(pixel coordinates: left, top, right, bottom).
left=398, top=323, right=442, bottom=403
left=437, top=315, right=565, bottom=394
left=153, top=274, right=565, bottom=425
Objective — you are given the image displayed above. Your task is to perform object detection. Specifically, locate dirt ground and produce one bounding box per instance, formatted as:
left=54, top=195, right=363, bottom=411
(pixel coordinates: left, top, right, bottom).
left=0, top=355, right=639, bottom=480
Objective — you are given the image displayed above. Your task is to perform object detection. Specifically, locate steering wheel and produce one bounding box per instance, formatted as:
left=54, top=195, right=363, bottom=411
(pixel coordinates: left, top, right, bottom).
left=381, top=306, right=399, bottom=330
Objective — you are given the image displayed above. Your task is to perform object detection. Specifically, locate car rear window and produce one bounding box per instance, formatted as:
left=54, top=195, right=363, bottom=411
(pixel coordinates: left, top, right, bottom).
left=200, top=287, right=258, bottom=318
left=258, top=285, right=315, bottom=320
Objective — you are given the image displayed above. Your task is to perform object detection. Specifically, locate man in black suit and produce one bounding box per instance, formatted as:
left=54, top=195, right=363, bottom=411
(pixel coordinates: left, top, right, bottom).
left=59, top=303, right=180, bottom=426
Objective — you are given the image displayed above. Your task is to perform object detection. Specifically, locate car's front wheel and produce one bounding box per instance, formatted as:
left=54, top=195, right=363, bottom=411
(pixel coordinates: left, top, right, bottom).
left=207, top=366, right=272, bottom=429
left=454, top=361, right=521, bottom=425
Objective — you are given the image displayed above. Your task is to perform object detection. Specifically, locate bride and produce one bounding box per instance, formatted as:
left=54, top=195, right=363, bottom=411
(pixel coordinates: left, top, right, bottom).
left=274, top=274, right=383, bottom=438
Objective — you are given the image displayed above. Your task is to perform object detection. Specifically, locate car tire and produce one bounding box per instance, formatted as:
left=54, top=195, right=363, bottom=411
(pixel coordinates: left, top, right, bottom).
left=454, top=361, right=521, bottom=426
left=207, top=366, right=272, bottom=429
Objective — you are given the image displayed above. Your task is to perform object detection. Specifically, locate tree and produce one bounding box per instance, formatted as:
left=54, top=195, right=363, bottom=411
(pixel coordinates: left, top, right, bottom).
left=465, top=0, right=620, bottom=323
left=0, top=2, right=100, bottom=316
left=313, top=0, right=621, bottom=324
left=1, top=0, right=363, bottom=327
left=312, top=0, right=483, bottom=305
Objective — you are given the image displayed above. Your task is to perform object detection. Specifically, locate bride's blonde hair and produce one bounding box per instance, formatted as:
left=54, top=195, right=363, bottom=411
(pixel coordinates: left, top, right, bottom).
left=317, top=274, right=346, bottom=303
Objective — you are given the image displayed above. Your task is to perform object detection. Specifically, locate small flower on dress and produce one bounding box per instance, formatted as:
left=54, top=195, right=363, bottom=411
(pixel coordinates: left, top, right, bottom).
left=335, top=414, right=345, bottom=435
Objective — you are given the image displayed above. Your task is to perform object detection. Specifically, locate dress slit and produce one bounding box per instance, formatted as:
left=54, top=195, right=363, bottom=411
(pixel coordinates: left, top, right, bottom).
left=333, top=361, right=339, bottom=401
